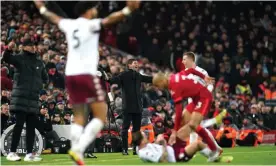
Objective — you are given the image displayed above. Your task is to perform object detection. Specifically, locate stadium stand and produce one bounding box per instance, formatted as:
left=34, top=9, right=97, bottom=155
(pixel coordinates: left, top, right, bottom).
left=1, top=1, right=276, bottom=153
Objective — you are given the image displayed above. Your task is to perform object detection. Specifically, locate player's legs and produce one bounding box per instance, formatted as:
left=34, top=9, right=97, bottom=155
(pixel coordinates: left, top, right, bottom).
left=67, top=75, right=106, bottom=165
left=76, top=101, right=107, bottom=153
left=185, top=140, right=209, bottom=158
left=180, top=107, right=199, bottom=144
left=177, top=111, right=203, bottom=141
left=201, top=109, right=227, bottom=128
left=184, top=103, right=199, bottom=144
left=180, top=109, right=221, bottom=153
left=70, top=104, right=85, bottom=150
left=178, top=97, right=219, bottom=152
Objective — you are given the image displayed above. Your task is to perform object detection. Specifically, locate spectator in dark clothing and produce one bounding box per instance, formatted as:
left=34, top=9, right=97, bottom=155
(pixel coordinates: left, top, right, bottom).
left=1, top=67, right=12, bottom=91
left=39, top=90, right=47, bottom=106
left=1, top=103, right=10, bottom=134
left=47, top=100, right=56, bottom=117
left=228, top=101, right=243, bottom=128
left=52, top=113, right=64, bottom=125
left=247, top=104, right=262, bottom=125
left=260, top=106, right=273, bottom=129
left=63, top=111, right=72, bottom=125
left=153, top=118, right=165, bottom=137
left=47, top=62, right=65, bottom=90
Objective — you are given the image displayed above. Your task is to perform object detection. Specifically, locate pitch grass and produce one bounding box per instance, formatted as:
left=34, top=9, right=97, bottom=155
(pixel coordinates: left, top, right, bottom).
left=1, top=145, right=276, bottom=165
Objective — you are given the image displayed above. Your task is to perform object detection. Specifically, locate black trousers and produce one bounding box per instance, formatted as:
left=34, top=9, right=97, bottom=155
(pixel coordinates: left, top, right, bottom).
left=10, top=111, right=37, bottom=154
left=121, top=113, right=141, bottom=151
left=218, top=136, right=233, bottom=147
left=236, top=133, right=256, bottom=146
left=86, top=141, right=95, bottom=153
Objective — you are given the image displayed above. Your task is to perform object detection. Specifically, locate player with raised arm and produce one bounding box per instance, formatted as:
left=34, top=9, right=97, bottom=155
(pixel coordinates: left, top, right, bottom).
left=152, top=69, right=222, bottom=162
left=33, top=1, right=140, bottom=165
left=177, top=52, right=226, bottom=153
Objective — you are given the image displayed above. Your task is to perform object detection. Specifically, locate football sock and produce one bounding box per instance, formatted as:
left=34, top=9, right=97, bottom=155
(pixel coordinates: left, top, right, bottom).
left=77, top=118, right=104, bottom=153
left=200, top=147, right=212, bottom=158
left=201, top=118, right=217, bottom=128
left=70, top=123, right=84, bottom=150
left=196, top=126, right=217, bottom=151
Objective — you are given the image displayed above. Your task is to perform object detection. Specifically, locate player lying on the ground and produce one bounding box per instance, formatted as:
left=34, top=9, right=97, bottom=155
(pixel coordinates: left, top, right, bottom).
left=133, top=131, right=233, bottom=163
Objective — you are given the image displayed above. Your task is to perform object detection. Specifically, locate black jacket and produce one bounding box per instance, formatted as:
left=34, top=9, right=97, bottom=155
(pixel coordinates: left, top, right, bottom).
left=109, top=69, right=152, bottom=114
left=2, top=50, right=49, bottom=114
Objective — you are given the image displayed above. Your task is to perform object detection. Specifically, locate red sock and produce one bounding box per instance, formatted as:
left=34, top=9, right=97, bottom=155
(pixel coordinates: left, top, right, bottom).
left=196, top=126, right=217, bottom=151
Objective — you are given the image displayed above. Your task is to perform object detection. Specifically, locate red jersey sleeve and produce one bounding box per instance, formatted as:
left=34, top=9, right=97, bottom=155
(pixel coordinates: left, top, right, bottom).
left=184, top=68, right=205, bottom=79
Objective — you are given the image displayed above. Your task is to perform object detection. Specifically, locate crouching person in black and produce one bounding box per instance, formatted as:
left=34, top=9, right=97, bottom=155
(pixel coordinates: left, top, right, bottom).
left=2, top=41, right=48, bottom=162
left=37, top=103, right=59, bottom=153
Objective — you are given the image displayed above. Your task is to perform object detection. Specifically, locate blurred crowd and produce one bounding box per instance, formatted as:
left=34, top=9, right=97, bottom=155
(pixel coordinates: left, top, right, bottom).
left=1, top=1, right=276, bottom=141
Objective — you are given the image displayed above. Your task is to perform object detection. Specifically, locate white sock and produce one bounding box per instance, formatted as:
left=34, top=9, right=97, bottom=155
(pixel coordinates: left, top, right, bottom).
left=26, top=153, right=32, bottom=158
left=70, top=123, right=84, bottom=149
left=201, top=118, right=216, bottom=128
left=76, top=118, right=104, bottom=153
left=200, top=147, right=212, bottom=158
left=205, top=128, right=221, bottom=150
left=189, top=132, right=198, bottom=144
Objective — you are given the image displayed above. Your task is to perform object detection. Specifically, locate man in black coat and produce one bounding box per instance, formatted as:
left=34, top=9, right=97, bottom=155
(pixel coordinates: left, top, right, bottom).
left=2, top=40, right=48, bottom=161
left=109, top=59, right=152, bottom=155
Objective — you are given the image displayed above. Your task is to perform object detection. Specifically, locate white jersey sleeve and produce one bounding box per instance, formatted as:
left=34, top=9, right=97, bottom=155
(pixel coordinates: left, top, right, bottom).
left=138, top=144, right=163, bottom=163
left=187, top=66, right=214, bottom=104
left=194, top=66, right=214, bottom=92
left=87, top=19, right=102, bottom=33
left=58, top=19, right=73, bottom=32
left=138, top=144, right=176, bottom=163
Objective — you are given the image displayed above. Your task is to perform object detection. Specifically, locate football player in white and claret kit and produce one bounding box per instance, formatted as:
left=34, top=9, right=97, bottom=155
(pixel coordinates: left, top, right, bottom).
left=133, top=131, right=233, bottom=163
left=33, top=1, right=140, bottom=165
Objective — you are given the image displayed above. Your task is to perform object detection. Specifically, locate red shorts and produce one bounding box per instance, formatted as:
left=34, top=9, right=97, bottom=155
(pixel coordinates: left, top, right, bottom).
left=172, top=143, right=193, bottom=162
left=185, top=88, right=212, bottom=116
left=66, top=74, right=106, bottom=104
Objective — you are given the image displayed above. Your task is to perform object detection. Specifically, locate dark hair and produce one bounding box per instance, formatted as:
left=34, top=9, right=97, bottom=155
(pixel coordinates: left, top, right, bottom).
left=132, top=131, right=143, bottom=146
left=127, top=58, right=137, bottom=68
left=74, top=2, right=97, bottom=17
left=183, top=52, right=195, bottom=62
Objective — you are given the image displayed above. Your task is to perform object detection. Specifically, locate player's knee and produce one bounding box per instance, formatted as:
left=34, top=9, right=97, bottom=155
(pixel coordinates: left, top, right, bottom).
left=188, top=121, right=198, bottom=131
left=91, top=102, right=107, bottom=122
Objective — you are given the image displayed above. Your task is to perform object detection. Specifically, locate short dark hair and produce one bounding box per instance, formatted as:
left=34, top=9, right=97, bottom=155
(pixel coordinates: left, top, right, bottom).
left=132, top=131, right=143, bottom=146
left=127, top=58, right=137, bottom=68
left=74, top=2, right=97, bottom=17
left=183, top=52, right=195, bottom=62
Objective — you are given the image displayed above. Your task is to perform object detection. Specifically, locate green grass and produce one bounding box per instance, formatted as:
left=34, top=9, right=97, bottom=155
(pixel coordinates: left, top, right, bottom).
left=1, top=145, right=276, bottom=165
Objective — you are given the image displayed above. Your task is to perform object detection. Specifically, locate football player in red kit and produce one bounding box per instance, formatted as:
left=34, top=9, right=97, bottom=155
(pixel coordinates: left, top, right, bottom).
left=152, top=69, right=221, bottom=161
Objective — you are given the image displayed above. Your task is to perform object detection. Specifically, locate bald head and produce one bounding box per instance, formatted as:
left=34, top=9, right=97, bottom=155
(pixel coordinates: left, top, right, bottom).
left=153, top=72, right=169, bottom=89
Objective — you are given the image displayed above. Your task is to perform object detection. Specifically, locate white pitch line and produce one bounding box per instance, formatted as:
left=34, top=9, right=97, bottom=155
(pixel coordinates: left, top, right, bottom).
left=21, top=150, right=276, bottom=165
left=45, top=150, right=276, bottom=163
left=93, top=150, right=276, bottom=162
